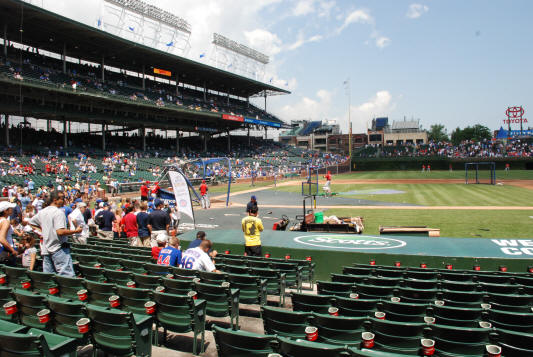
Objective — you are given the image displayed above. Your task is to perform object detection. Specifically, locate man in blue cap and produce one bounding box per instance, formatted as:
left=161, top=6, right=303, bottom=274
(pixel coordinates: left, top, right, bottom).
left=148, top=198, right=170, bottom=247
left=246, top=195, right=258, bottom=214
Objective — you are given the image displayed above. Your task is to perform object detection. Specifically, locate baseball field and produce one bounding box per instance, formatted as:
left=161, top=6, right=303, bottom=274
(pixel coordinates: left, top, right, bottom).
left=206, top=170, right=533, bottom=239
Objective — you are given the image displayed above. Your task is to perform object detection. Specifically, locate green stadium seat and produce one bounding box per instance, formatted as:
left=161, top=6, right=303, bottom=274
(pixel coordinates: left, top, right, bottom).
left=427, top=324, right=494, bottom=357
left=249, top=267, right=286, bottom=306
left=0, top=319, right=27, bottom=333
left=395, top=287, right=439, bottom=304
left=27, top=271, right=58, bottom=296
left=0, top=286, right=14, bottom=321
left=427, top=304, right=484, bottom=327
left=212, top=324, right=276, bottom=357
left=194, top=281, right=240, bottom=329
left=116, top=286, right=151, bottom=315
left=73, top=254, right=99, bottom=266
left=261, top=305, right=311, bottom=339
left=247, top=260, right=271, bottom=269
left=485, top=292, right=533, bottom=310
left=171, top=267, right=198, bottom=279
left=317, top=280, right=353, bottom=298
left=353, top=284, right=397, bottom=300
left=222, top=264, right=250, bottom=275
left=364, top=276, right=399, bottom=287
left=132, top=273, right=162, bottom=290
left=475, top=274, right=512, bottom=284
left=405, top=270, right=438, bottom=280
left=439, top=280, right=479, bottom=292
left=291, top=292, right=334, bottom=314
left=152, top=291, right=207, bottom=355
left=0, top=328, right=78, bottom=356
left=378, top=300, right=428, bottom=323
left=373, top=268, right=404, bottom=279
left=198, top=270, right=228, bottom=285
left=479, top=282, right=522, bottom=294
left=494, top=327, right=533, bottom=356
left=98, top=256, right=122, bottom=270
left=368, top=317, right=428, bottom=355
left=13, top=289, right=48, bottom=329
left=85, top=304, right=153, bottom=356
left=77, top=264, right=106, bottom=282
left=103, top=269, right=133, bottom=286
left=55, top=276, right=85, bottom=300
left=330, top=274, right=366, bottom=284
left=271, top=261, right=303, bottom=291
left=333, top=297, right=380, bottom=317
left=276, top=336, right=350, bottom=357
left=312, top=312, right=366, bottom=346
left=343, top=266, right=373, bottom=276
left=486, top=308, right=533, bottom=333
left=226, top=273, right=267, bottom=305
left=4, top=266, right=30, bottom=289
left=438, top=271, right=473, bottom=282
left=143, top=263, right=171, bottom=276
left=120, top=259, right=147, bottom=274
left=84, top=280, right=116, bottom=308
left=45, top=295, right=88, bottom=344
left=161, top=277, right=195, bottom=295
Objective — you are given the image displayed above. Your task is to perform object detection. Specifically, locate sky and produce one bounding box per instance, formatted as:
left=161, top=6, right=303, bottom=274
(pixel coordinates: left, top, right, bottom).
left=25, top=0, right=533, bottom=136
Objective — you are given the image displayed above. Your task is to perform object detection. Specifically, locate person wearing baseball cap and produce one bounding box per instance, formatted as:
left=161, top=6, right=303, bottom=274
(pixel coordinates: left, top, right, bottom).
left=68, top=202, right=89, bottom=244
left=0, top=201, right=17, bottom=266
left=246, top=195, right=258, bottom=214
left=148, top=199, right=170, bottom=247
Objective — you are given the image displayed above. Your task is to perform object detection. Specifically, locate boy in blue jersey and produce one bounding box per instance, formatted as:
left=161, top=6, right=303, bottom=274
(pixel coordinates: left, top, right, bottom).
left=157, top=236, right=182, bottom=267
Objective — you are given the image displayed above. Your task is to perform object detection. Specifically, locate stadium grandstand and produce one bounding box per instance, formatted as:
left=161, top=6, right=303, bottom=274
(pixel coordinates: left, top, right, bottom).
left=0, top=2, right=532, bottom=357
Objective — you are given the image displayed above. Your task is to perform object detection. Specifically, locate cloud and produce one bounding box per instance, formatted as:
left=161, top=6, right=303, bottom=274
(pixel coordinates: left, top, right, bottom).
left=350, top=91, right=396, bottom=131
left=286, top=32, right=323, bottom=51
left=375, top=36, right=391, bottom=49
left=292, top=0, right=315, bottom=16
left=406, top=3, right=429, bottom=19
left=244, top=29, right=282, bottom=56
left=337, top=9, right=374, bottom=33
left=277, top=89, right=333, bottom=121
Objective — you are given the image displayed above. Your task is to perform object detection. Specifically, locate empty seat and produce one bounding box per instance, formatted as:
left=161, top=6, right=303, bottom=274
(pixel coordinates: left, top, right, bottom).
left=45, top=295, right=88, bottom=345
left=84, top=280, right=116, bottom=308
left=495, top=327, right=533, bottom=356
left=212, top=324, right=276, bottom=357
left=317, top=281, right=353, bottom=298
left=334, top=297, right=379, bottom=317
left=261, top=305, right=310, bottom=339
left=427, top=324, right=494, bottom=357
left=368, top=317, right=427, bottom=355
left=194, top=281, right=240, bottom=329
left=226, top=273, right=267, bottom=305
left=55, top=276, right=85, bottom=300
left=27, top=271, right=58, bottom=296
left=116, top=285, right=151, bottom=315
left=13, top=290, right=48, bottom=328
left=379, top=300, right=428, bottom=323
left=0, top=328, right=78, bottom=356
left=486, top=308, right=533, bottom=333
left=276, top=336, right=351, bottom=357
left=161, top=277, right=195, bottom=295
left=291, top=292, right=334, bottom=314
left=428, top=304, right=484, bottom=328
left=312, top=313, right=366, bottom=346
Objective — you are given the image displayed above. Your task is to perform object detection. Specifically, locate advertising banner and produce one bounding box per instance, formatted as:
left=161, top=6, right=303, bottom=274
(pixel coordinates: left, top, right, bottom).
left=168, top=170, right=194, bottom=221
left=222, top=114, right=244, bottom=122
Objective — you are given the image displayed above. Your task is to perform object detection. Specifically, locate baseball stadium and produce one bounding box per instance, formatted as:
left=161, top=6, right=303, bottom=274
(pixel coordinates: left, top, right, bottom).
left=0, top=0, right=532, bottom=356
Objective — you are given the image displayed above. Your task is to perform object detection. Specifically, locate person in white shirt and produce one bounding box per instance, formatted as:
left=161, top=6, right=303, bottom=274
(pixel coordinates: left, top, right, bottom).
left=180, top=240, right=219, bottom=272
left=68, top=202, right=89, bottom=244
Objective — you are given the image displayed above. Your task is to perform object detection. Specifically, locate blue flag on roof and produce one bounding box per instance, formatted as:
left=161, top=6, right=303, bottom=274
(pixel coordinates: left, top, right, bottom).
left=166, top=41, right=173, bottom=47
left=128, top=26, right=135, bottom=31
left=97, top=18, right=102, bottom=28
left=199, top=53, right=206, bottom=58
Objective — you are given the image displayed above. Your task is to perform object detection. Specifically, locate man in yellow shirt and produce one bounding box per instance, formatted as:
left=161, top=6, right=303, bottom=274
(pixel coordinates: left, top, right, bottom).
left=241, top=206, right=264, bottom=256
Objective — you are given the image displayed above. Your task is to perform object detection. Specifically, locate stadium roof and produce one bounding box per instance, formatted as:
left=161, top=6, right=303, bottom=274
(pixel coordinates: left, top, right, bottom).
left=0, top=0, right=290, bottom=98
left=392, top=119, right=419, bottom=130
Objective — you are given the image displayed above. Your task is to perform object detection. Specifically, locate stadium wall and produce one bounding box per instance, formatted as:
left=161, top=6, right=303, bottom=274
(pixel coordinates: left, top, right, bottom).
left=352, top=157, right=533, bottom=171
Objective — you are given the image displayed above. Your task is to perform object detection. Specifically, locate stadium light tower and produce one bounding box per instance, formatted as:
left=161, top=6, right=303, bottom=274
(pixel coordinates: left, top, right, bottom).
left=100, top=0, right=192, bottom=56
left=344, top=78, right=352, bottom=159
left=211, top=33, right=269, bottom=81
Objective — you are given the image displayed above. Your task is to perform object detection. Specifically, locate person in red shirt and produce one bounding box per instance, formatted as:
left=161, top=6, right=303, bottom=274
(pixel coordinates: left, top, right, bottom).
left=152, top=182, right=161, bottom=198
left=120, top=206, right=139, bottom=246
left=140, top=182, right=149, bottom=201
left=199, top=180, right=210, bottom=209
left=152, top=233, right=168, bottom=260
left=323, top=171, right=332, bottom=197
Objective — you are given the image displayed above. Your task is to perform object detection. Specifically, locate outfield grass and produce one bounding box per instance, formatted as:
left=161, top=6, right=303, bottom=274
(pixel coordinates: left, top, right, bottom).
left=274, top=182, right=533, bottom=206
left=323, top=208, right=533, bottom=238
left=337, top=170, right=533, bottom=180
left=207, top=177, right=296, bottom=195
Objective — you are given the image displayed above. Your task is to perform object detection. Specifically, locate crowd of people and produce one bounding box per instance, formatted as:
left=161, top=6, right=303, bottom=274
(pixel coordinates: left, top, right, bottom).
left=356, top=139, right=533, bottom=159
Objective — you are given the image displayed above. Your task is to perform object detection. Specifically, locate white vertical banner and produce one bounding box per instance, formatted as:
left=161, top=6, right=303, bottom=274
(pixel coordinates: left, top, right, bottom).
left=168, top=170, right=194, bottom=222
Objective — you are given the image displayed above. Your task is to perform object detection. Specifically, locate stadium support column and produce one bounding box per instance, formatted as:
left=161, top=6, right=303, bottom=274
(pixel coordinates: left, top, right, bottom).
left=175, top=73, right=179, bottom=95
left=63, top=121, right=68, bottom=148
left=101, top=56, right=105, bottom=82
left=227, top=129, right=231, bottom=152
left=101, top=123, right=106, bottom=151
left=62, top=43, right=67, bottom=74
left=141, top=127, right=146, bottom=152
left=203, top=134, right=208, bottom=152
left=142, top=65, right=145, bottom=90
left=264, top=92, right=267, bottom=112
left=3, top=24, right=7, bottom=57
left=4, top=115, right=9, bottom=147
left=175, top=130, right=180, bottom=154
left=203, top=82, right=207, bottom=102
left=247, top=125, right=250, bottom=146
left=265, top=126, right=267, bottom=140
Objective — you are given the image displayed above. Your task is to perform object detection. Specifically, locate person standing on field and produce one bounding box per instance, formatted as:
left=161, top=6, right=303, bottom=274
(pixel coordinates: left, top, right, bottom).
left=199, top=180, right=210, bottom=209
left=241, top=206, right=263, bottom=256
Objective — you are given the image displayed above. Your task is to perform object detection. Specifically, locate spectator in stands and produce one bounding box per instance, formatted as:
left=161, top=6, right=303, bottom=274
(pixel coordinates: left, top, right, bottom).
left=152, top=233, right=167, bottom=260
left=157, top=236, right=181, bottom=267
left=199, top=180, right=210, bottom=209
left=137, top=202, right=151, bottom=247
left=121, top=206, right=138, bottom=246
left=246, top=195, right=257, bottom=214
left=180, top=240, right=219, bottom=272
left=95, top=203, right=115, bottom=240
left=188, top=230, right=217, bottom=258
left=68, top=202, right=89, bottom=244
left=21, top=235, right=37, bottom=271
left=0, top=201, right=18, bottom=266
left=10, top=199, right=23, bottom=224
left=148, top=199, right=170, bottom=247
left=241, top=206, right=263, bottom=257
left=140, top=181, right=149, bottom=201
left=29, top=191, right=81, bottom=276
